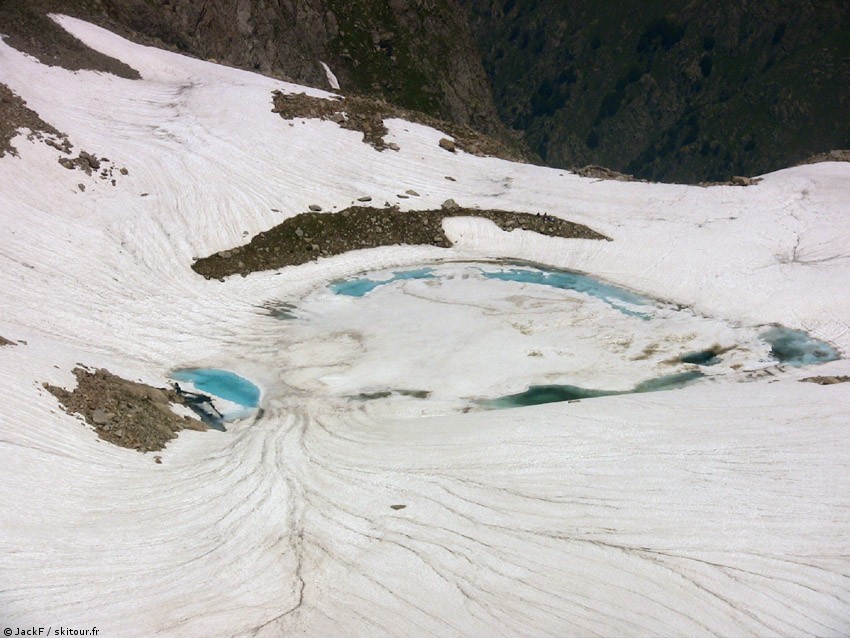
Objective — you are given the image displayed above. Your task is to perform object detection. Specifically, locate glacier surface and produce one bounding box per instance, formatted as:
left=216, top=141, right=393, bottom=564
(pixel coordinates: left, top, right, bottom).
left=1, top=15, right=849, bottom=637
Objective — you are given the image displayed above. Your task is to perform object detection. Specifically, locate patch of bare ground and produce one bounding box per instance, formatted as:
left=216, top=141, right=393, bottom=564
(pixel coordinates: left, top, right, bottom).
left=796, top=150, right=850, bottom=166
left=697, top=175, right=763, bottom=187
left=572, top=164, right=766, bottom=187
left=271, top=91, right=532, bottom=162
left=45, top=367, right=205, bottom=452
left=800, top=375, right=850, bottom=385
left=573, top=165, right=647, bottom=182
left=0, top=83, right=71, bottom=158
left=0, top=1, right=139, bottom=79
left=0, top=336, right=15, bottom=346
left=192, top=204, right=609, bottom=279
left=1, top=83, right=129, bottom=186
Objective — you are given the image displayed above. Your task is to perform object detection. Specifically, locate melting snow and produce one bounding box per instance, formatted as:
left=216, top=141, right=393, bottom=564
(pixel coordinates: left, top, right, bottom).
left=0, top=14, right=849, bottom=637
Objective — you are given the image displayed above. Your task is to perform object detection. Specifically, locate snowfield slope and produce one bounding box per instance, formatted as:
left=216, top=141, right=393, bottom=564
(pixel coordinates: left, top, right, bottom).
left=1, top=16, right=849, bottom=637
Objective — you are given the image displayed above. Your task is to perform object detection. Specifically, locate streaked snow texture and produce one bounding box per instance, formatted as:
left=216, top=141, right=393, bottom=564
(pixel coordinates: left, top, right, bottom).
left=0, top=15, right=849, bottom=637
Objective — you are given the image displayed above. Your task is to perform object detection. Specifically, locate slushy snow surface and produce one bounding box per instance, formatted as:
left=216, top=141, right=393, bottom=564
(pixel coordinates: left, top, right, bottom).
left=1, top=16, right=849, bottom=637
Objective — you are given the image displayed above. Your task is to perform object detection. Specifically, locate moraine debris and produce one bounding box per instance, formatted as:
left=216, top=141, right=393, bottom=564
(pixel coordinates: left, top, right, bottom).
left=800, top=375, right=850, bottom=385
left=45, top=367, right=207, bottom=452
left=271, top=91, right=531, bottom=162
left=192, top=204, right=610, bottom=279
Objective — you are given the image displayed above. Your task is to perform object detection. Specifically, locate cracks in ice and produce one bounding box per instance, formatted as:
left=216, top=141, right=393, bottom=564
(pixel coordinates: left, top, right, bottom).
left=776, top=232, right=850, bottom=266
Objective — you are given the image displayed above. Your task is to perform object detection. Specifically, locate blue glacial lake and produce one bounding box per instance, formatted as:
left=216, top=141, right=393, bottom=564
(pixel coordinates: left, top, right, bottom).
left=760, top=326, right=840, bottom=366
left=330, top=268, right=436, bottom=297
left=319, top=261, right=841, bottom=410
left=170, top=368, right=260, bottom=407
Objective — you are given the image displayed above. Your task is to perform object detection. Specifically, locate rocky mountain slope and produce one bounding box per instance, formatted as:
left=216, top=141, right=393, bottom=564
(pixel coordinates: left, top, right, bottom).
left=2, top=0, right=848, bottom=181
left=462, top=0, right=850, bottom=182
left=0, top=0, right=508, bottom=139
left=2, top=14, right=850, bottom=636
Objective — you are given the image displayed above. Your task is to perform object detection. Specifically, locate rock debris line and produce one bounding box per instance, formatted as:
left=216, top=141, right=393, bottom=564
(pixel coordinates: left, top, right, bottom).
left=0, top=83, right=71, bottom=158
left=1, top=83, right=129, bottom=186
left=800, top=375, right=850, bottom=385
left=45, top=367, right=206, bottom=453
left=192, top=204, right=610, bottom=279
left=58, top=151, right=129, bottom=187
left=271, top=91, right=531, bottom=162
left=574, top=163, right=763, bottom=187
left=0, top=1, right=140, bottom=80
left=796, top=150, right=850, bottom=166
left=0, top=336, right=16, bottom=347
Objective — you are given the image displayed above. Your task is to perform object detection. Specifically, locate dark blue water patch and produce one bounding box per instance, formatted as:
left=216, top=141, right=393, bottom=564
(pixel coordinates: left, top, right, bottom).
left=480, top=266, right=652, bottom=318
left=679, top=349, right=721, bottom=366
left=170, top=368, right=260, bottom=407
left=759, top=326, right=840, bottom=366
left=482, top=370, right=705, bottom=409
left=330, top=268, right=436, bottom=297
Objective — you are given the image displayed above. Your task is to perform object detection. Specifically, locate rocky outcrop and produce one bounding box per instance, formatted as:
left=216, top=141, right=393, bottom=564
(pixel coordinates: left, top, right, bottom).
left=192, top=205, right=609, bottom=279
left=45, top=367, right=206, bottom=452
left=800, top=375, right=850, bottom=385
left=8, top=0, right=509, bottom=144
left=5, top=1, right=847, bottom=183
left=0, top=84, right=71, bottom=158
left=573, top=165, right=643, bottom=182
left=0, top=1, right=140, bottom=78
left=271, top=91, right=529, bottom=160
left=796, top=150, right=850, bottom=166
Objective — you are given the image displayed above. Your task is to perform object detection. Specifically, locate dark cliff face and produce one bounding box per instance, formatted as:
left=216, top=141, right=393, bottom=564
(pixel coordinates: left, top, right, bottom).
left=0, top=0, right=508, bottom=138
left=461, top=0, right=850, bottom=182
left=109, top=0, right=506, bottom=134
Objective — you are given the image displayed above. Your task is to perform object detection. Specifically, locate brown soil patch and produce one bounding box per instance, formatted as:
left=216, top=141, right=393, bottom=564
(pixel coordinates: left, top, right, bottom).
left=0, top=83, right=71, bottom=158
left=45, top=367, right=205, bottom=452
left=0, top=1, right=139, bottom=79
left=0, top=336, right=15, bottom=346
left=800, top=375, right=850, bottom=385
left=272, top=91, right=532, bottom=162
left=192, top=204, right=609, bottom=279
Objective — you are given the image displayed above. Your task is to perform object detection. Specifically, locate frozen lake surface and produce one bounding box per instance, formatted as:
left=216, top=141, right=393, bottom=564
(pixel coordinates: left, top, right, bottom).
left=264, top=261, right=844, bottom=411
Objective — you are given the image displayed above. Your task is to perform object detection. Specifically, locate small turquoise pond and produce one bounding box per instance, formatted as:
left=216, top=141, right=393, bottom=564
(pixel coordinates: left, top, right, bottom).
left=170, top=368, right=260, bottom=407
left=330, top=268, right=436, bottom=297
left=483, top=370, right=705, bottom=409
left=760, top=326, right=840, bottom=366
